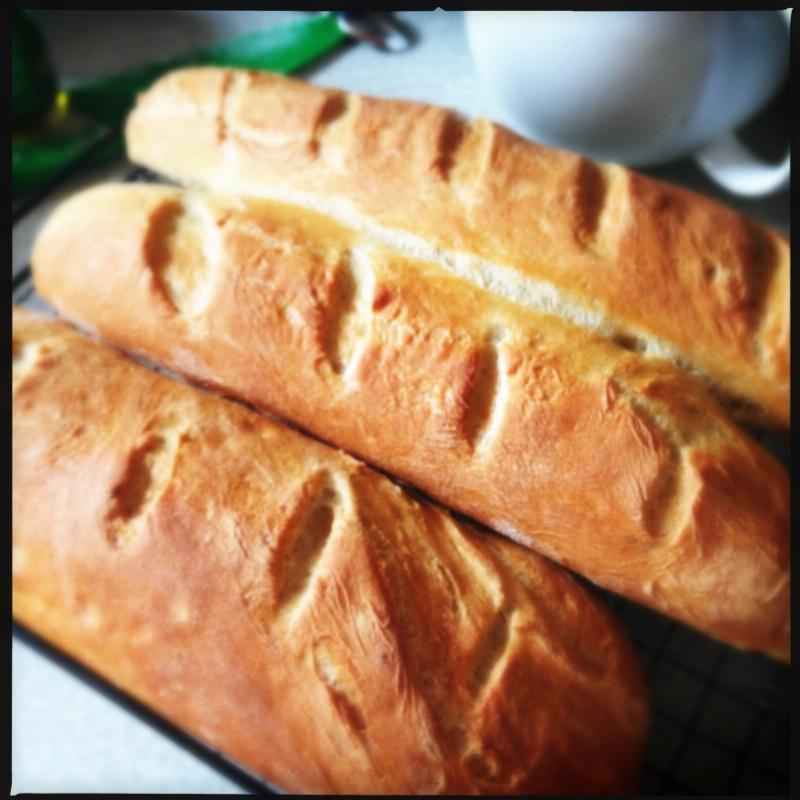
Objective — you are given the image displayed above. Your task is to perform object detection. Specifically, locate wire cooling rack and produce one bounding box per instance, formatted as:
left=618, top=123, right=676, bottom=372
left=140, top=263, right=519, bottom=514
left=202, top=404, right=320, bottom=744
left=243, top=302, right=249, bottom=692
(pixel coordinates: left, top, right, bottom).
left=12, top=161, right=790, bottom=797
left=599, top=588, right=789, bottom=795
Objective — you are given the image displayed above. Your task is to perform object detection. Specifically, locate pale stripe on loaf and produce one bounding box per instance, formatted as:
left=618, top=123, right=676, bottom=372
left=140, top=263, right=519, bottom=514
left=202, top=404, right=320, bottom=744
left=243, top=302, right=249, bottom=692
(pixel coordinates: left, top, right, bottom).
left=126, top=67, right=790, bottom=429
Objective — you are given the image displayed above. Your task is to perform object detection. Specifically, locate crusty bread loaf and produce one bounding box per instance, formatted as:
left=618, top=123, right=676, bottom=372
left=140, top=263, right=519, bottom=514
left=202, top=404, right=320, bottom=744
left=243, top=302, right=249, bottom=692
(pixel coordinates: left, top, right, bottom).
left=12, top=307, right=648, bottom=794
left=32, top=184, right=790, bottom=661
left=125, top=67, right=790, bottom=430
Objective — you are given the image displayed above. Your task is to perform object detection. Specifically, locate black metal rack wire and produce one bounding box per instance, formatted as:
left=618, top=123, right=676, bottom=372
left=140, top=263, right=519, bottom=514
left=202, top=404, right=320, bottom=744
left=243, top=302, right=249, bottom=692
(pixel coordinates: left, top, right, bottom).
left=598, top=588, right=789, bottom=796
left=12, top=157, right=790, bottom=797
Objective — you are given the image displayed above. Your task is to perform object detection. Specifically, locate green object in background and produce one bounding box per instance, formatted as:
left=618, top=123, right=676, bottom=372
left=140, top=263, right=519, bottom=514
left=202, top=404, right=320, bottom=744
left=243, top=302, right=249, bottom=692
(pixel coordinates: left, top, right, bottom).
left=68, top=13, right=347, bottom=124
left=13, top=127, right=123, bottom=195
left=13, top=12, right=348, bottom=195
left=12, top=8, right=58, bottom=126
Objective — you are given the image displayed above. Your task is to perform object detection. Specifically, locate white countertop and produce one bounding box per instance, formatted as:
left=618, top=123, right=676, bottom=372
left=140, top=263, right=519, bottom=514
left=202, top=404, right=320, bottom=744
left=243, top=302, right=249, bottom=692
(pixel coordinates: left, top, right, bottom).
left=12, top=10, right=789, bottom=795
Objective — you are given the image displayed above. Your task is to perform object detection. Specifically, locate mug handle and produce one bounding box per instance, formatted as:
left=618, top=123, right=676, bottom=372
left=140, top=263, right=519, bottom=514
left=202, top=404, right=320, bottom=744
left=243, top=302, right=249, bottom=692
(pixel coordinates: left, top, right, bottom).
left=692, top=9, right=790, bottom=197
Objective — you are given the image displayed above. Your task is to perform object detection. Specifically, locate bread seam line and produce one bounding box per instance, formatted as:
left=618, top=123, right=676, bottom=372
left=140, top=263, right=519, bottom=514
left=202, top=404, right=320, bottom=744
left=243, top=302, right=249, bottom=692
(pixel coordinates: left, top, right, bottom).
left=164, top=187, right=733, bottom=457
left=202, top=176, right=777, bottom=414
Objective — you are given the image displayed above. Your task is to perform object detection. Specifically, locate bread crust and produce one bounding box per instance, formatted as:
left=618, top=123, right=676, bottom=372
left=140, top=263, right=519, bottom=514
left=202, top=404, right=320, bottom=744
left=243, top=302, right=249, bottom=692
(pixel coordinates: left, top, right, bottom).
left=13, top=307, right=648, bottom=794
left=32, top=184, right=790, bottom=661
left=125, top=67, right=790, bottom=430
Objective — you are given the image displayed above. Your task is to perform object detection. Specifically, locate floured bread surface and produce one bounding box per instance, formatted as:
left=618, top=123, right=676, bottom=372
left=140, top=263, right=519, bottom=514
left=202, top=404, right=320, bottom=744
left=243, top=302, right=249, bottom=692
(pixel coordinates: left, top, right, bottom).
left=12, top=308, right=648, bottom=795
left=31, top=184, right=791, bottom=661
left=126, top=67, right=790, bottom=430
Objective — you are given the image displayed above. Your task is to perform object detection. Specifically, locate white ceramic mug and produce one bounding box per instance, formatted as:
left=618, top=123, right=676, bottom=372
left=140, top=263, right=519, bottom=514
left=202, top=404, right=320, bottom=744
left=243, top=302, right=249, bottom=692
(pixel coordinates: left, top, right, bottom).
left=465, top=10, right=790, bottom=196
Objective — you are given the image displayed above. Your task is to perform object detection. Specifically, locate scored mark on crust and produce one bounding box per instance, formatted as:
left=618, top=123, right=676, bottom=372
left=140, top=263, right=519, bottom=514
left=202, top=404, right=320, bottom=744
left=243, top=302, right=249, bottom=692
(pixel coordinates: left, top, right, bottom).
left=275, top=471, right=339, bottom=617
left=603, top=377, right=702, bottom=539
left=434, top=112, right=468, bottom=180
left=468, top=607, right=512, bottom=698
left=312, top=638, right=368, bottom=737
left=745, top=223, right=783, bottom=359
left=437, top=117, right=496, bottom=207
left=145, top=198, right=221, bottom=317
left=323, top=246, right=375, bottom=378
left=316, top=92, right=350, bottom=138
left=105, top=418, right=185, bottom=547
left=463, top=327, right=508, bottom=450
left=571, top=159, right=609, bottom=248
left=315, top=92, right=355, bottom=169
left=643, top=447, right=697, bottom=542
left=571, top=161, right=630, bottom=261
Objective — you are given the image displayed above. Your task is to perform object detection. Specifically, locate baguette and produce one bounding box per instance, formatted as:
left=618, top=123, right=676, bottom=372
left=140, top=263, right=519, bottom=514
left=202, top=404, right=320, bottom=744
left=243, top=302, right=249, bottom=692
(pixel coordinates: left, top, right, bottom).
left=12, top=307, right=648, bottom=795
left=125, top=67, right=790, bottom=430
left=32, top=184, right=790, bottom=661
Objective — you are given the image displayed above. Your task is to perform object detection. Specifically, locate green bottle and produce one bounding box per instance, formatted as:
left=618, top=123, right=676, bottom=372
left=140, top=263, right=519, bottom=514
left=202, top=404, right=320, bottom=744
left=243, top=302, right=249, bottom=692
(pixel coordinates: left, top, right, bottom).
left=12, top=8, right=58, bottom=128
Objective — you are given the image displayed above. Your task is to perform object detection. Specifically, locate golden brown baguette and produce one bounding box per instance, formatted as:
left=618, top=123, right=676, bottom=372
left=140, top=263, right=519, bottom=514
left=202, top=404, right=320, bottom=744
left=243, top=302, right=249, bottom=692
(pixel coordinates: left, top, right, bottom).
left=13, top=307, right=649, bottom=795
left=125, top=67, right=790, bottom=430
left=32, top=184, right=790, bottom=661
